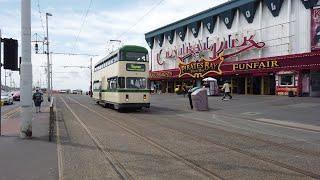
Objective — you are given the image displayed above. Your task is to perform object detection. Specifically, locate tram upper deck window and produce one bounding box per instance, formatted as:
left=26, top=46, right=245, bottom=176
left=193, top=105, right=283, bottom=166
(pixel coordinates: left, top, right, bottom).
left=121, top=52, right=148, bottom=62
left=126, top=77, right=146, bottom=89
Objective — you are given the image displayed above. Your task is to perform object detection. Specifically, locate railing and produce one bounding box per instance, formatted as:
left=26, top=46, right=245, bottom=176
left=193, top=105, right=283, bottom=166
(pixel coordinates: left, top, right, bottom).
left=49, top=97, right=55, bottom=141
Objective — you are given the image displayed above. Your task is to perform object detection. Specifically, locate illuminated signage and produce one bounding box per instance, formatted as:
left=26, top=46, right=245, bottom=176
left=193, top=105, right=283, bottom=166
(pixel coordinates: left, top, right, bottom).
left=178, top=38, right=265, bottom=78
left=126, top=63, right=146, bottom=72
left=233, top=60, right=279, bottom=71
left=179, top=57, right=223, bottom=78
left=149, top=71, right=173, bottom=79
left=157, top=34, right=262, bottom=65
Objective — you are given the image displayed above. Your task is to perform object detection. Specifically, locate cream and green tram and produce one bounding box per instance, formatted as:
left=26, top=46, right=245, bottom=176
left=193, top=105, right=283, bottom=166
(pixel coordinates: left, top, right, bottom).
left=93, top=45, right=150, bottom=110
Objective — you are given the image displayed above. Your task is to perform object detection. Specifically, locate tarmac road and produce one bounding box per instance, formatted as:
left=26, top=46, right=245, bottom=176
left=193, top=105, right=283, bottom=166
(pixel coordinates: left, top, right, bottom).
left=56, top=94, right=320, bottom=180
left=1, top=101, right=21, bottom=123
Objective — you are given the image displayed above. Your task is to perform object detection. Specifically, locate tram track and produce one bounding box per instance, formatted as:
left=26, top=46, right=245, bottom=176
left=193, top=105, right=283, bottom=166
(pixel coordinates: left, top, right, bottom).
left=68, top=96, right=320, bottom=179
left=150, top=111, right=320, bottom=157
left=60, top=97, right=134, bottom=180
left=64, top=96, right=224, bottom=180
left=130, top=114, right=320, bottom=179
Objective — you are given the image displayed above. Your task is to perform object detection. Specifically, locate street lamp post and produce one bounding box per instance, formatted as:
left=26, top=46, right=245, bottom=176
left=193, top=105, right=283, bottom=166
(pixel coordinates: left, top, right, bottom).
left=46, top=12, right=52, bottom=101
left=90, top=58, right=93, bottom=97
left=20, top=0, right=33, bottom=137
left=50, top=52, right=53, bottom=96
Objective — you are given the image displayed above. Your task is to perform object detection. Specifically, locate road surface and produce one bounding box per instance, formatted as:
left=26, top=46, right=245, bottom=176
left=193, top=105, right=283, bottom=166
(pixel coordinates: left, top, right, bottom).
left=55, top=94, right=320, bottom=180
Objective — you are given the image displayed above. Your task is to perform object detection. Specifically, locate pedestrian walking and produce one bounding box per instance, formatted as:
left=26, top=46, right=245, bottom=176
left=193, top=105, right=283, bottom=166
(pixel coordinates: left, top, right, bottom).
left=182, top=85, right=187, bottom=97
left=187, top=88, right=193, bottom=109
left=221, top=81, right=232, bottom=100
left=33, top=89, right=43, bottom=113
left=158, top=84, right=162, bottom=94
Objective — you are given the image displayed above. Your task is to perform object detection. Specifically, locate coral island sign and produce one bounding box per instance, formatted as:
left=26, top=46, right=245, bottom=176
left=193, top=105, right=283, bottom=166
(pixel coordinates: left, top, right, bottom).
left=178, top=35, right=265, bottom=78
left=157, top=34, right=263, bottom=65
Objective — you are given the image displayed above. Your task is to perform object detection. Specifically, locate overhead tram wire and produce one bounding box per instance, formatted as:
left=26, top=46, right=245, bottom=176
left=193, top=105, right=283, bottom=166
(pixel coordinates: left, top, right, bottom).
left=36, top=0, right=46, bottom=36
left=50, top=52, right=98, bottom=57
left=72, top=0, right=94, bottom=53
left=114, top=0, right=165, bottom=41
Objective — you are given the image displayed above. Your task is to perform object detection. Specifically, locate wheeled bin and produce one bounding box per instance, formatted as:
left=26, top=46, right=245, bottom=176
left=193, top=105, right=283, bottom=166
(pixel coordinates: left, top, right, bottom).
left=191, top=88, right=209, bottom=111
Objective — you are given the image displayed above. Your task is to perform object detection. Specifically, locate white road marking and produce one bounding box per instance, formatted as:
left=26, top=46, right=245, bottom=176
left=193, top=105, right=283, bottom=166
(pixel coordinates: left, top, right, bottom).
left=255, top=118, right=320, bottom=132
left=56, top=111, right=64, bottom=180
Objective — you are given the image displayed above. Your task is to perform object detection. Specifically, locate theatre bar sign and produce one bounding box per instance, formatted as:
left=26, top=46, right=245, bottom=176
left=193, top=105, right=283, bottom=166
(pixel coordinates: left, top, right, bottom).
left=178, top=34, right=265, bottom=78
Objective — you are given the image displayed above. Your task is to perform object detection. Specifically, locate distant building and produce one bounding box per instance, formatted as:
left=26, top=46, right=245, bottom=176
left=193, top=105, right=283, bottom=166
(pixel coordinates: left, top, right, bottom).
left=145, top=0, right=320, bottom=97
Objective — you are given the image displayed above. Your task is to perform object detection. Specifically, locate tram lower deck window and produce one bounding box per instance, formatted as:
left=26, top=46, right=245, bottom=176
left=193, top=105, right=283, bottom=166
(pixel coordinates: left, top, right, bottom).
left=118, top=77, right=125, bottom=88
left=126, top=77, right=146, bottom=89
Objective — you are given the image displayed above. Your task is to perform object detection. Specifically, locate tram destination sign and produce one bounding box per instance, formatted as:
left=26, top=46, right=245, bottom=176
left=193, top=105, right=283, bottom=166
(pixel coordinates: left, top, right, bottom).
left=126, top=63, right=146, bottom=72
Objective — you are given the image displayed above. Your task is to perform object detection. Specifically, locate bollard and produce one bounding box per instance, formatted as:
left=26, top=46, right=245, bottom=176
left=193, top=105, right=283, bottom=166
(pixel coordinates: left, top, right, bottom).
left=48, top=97, right=54, bottom=141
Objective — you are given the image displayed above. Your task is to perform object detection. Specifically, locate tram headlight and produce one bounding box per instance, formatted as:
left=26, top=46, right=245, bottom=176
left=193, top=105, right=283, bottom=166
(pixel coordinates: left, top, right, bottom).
left=125, top=94, right=129, bottom=102
left=143, top=94, right=147, bottom=101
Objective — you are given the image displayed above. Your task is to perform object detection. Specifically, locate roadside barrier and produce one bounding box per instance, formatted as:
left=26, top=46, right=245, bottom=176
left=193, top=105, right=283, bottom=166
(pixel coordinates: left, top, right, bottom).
left=49, top=97, right=55, bottom=141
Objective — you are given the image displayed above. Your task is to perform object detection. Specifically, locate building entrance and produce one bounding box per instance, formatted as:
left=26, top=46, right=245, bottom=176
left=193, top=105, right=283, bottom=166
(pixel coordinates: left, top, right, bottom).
left=231, top=77, right=246, bottom=94
left=242, top=75, right=275, bottom=95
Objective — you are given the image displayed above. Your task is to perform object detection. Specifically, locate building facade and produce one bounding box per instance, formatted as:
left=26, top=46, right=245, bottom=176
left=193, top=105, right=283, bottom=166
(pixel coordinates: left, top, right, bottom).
left=145, top=0, right=320, bottom=96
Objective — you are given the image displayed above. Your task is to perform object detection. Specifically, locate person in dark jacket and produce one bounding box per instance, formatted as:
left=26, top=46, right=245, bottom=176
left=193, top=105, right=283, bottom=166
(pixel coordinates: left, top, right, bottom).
left=182, top=85, right=187, bottom=98
left=187, top=88, right=193, bottom=109
left=33, top=89, right=43, bottom=113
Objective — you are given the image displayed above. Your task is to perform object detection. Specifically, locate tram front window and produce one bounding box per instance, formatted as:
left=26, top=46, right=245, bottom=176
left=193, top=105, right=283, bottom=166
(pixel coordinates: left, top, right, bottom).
left=123, top=52, right=148, bottom=62
left=126, top=77, right=146, bottom=89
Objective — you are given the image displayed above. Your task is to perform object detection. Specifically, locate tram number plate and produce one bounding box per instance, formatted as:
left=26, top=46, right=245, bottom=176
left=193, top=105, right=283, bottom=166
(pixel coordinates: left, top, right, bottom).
left=126, top=63, right=146, bottom=72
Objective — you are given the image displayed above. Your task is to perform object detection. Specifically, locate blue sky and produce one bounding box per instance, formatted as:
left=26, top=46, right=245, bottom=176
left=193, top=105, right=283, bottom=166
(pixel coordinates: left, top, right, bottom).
left=0, top=0, right=227, bottom=90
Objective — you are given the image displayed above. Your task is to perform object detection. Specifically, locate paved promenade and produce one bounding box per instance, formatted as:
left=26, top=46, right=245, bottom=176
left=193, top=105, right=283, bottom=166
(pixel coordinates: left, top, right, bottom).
left=0, top=101, right=58, bottom=180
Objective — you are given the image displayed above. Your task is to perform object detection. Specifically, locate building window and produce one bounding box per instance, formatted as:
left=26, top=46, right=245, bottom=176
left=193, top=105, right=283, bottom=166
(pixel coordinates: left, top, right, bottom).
left=280, top=74, right=294, bottom=86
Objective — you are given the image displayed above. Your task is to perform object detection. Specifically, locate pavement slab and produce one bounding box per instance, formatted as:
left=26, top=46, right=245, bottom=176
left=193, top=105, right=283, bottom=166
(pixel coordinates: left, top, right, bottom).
left=0, top=102, right=58, bottom=180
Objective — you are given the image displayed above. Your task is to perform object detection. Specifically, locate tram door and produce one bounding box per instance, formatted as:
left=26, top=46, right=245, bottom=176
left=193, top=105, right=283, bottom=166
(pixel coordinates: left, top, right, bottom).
left=99, top=84, right=102, bottom=100
left=100, top=77, right=106, bottom=100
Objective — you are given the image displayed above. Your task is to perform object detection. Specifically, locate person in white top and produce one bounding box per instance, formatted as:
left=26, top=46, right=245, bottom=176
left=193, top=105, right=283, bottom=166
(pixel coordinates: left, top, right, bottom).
left=221, top=81, right=232, bottom=100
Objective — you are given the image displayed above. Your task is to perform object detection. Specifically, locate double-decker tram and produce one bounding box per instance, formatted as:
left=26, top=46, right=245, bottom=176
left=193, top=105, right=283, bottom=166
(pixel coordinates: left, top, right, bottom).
left=93, top=45, right=150, bottom=110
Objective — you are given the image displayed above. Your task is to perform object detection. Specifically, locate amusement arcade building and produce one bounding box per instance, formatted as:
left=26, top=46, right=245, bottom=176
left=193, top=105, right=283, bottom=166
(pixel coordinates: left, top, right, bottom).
left=145, top=0, right=320, bottom=96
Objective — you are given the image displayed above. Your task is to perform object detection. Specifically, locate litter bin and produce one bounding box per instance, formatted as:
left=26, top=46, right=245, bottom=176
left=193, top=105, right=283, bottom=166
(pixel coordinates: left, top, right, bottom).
left=187, top=87, right=200, bottom=109
left=191, top=88, right=209, bottom=111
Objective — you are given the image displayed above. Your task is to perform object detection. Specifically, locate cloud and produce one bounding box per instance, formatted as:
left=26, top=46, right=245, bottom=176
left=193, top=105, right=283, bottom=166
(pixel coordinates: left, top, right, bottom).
left=1, top=0, right=228, bottom=90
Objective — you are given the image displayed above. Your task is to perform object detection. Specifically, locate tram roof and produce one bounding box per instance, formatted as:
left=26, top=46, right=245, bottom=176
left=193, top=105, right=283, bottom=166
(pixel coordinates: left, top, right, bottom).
left=119, top=45, right=148, bottom=53
left=95, top=45, right=148, bottom=66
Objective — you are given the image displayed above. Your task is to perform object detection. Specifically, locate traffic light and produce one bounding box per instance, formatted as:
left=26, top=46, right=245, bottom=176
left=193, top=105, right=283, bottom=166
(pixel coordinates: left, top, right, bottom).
left=3, top=38, right=18, bottom=71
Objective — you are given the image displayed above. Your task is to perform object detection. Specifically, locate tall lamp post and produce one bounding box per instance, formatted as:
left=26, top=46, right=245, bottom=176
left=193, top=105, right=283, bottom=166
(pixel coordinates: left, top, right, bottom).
left=46, top=12, right=52, bottom=101
left=20, top=0, right=33, bottom=137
